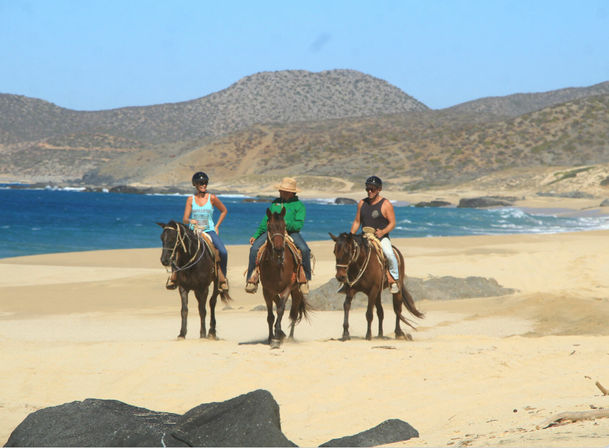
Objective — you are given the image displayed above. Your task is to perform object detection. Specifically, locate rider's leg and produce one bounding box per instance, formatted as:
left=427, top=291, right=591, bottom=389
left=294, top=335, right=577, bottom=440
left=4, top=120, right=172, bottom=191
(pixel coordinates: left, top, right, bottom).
left=289, top=232, right=311, bottom=280
left=207, top=231, right=228, bottom=290
left=246, top=234, right=266, bottom=293
left=380, top=236, right=399, bottom=293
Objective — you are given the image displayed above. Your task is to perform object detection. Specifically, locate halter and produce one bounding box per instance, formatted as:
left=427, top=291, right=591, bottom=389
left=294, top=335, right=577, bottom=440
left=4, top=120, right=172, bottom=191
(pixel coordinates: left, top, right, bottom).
left=162, top=223, right=206, bottom=272
left=336, top=237, right=372, bottom=287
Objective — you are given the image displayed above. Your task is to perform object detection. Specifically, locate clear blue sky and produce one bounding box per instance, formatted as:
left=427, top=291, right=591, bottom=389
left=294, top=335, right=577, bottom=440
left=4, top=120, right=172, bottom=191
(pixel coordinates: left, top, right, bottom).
left=2, top=0, right=608, bottom=111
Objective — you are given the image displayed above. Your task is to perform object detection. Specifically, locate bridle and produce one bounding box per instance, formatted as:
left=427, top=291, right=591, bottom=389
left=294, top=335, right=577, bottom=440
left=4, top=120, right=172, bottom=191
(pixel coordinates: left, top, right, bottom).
left=162, top=223, right=206, bottom=272
left=335, top=236, right=372, bottom=287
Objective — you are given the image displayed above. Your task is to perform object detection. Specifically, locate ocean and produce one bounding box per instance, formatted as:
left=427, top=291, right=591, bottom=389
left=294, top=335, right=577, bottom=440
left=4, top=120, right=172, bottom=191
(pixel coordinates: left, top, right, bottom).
left=1, top=187, right=609, bottom=259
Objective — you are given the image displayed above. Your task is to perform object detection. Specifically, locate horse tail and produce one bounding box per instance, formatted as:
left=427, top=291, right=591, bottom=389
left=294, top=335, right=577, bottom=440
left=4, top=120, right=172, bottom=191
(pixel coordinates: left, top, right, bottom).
left=395, top=246, right=424, bottom=320
left=290, top=291, right=312, bottom=323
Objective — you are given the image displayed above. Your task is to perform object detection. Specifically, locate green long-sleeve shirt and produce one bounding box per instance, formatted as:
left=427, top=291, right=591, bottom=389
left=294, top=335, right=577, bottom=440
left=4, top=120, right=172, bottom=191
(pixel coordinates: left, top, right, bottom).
left=252, top=196, right=306, bottom=240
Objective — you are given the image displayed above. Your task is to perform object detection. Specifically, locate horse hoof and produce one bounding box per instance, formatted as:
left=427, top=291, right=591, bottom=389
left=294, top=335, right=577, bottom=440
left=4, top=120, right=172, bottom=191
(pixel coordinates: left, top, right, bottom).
left=207, top=333, right=217, bottom=340
left=177, top=335, right=185, bottom=340
left=270, top=338, right=281, bottom=349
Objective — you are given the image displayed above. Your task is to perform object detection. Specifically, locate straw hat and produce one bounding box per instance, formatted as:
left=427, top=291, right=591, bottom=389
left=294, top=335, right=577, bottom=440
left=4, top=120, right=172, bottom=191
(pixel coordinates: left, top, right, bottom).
left=274, top=177, right=301, bottom=193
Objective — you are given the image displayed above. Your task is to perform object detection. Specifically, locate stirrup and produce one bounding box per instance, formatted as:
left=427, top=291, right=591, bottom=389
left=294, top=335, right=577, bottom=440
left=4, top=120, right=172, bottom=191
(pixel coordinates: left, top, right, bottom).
left=299, top=282, right=309, bottom=295
left=390, top=282, right=399, bottom=294
left=245, top=282, right=258, bottom=294
left=219, top=281, right=229, bottom=292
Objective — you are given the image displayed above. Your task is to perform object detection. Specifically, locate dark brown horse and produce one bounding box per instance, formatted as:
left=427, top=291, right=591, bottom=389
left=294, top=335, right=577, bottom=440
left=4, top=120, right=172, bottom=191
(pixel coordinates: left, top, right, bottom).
left=329, top=232, right=423, bottom=340
left=259, top=208, right=310, bottom=345
left=158, top=221, right=231, bottom=339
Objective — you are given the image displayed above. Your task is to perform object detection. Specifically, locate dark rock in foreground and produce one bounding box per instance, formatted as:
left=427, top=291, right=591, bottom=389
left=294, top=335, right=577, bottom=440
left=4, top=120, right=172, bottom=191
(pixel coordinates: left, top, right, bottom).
left=5, top=399, right=183, bottom=447
left=6, top=390, right=295, bottom=447
left=172, top=389, right=296, bottom=447
left=320, top=418, right=419, bottom=447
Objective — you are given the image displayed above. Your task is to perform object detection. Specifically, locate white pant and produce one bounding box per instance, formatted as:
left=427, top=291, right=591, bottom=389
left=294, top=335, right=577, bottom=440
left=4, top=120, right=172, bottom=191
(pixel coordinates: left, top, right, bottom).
left=380, top=237, right=399, bottom=280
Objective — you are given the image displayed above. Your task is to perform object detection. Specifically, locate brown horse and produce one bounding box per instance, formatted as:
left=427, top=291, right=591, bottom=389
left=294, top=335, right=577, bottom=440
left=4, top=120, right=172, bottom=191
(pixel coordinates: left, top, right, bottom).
left=158, top=221, right=231, bottom=339
left=259, top=208, right=310, bottom=345
left=329, top=232, right=423, bottom=340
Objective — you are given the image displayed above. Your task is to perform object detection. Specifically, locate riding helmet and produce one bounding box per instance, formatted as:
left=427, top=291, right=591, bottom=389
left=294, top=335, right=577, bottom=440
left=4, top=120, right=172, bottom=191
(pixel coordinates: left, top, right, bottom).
left=192, top=171, right=209, bottom=186
left=365, top=175, right=382, bottom=188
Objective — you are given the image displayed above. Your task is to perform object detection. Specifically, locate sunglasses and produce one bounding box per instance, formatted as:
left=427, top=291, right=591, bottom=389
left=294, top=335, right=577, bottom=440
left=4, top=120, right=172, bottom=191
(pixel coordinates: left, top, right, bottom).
left=365, top=186, right=378, bottom=192
left=195, top=182, right=208, bottom=186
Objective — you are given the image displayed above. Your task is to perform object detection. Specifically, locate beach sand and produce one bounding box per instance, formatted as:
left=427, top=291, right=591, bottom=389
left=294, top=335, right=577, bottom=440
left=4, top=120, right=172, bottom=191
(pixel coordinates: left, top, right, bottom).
left=1, top=231, right=609, bottom=446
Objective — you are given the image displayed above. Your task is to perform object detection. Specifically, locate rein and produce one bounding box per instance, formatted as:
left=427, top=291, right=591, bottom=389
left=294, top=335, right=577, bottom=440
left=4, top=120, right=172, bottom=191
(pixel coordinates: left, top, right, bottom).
left=336, top=238, right=372, bottom=287
left=163, top=224, right=206, bottom=272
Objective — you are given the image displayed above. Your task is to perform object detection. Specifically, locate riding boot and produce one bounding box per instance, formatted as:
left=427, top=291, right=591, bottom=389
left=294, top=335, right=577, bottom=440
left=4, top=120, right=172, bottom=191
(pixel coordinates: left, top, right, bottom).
left=217, top=269, right=229, bottom=292
left=299, top=281, right=309, bottom=297
left=387, top=271, right=399, bottom=294
left=166, top=272, right=178, bottom=290
left=245, top=270, right=259, bottom=294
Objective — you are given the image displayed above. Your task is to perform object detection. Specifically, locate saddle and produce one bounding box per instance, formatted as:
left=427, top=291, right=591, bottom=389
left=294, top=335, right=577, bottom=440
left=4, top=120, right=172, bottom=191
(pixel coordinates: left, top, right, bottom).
left=196, top=230, right=228, bottom=288
left=254, top=234, right=307, bottom=284
left=362, top=227, right=401, bottom=285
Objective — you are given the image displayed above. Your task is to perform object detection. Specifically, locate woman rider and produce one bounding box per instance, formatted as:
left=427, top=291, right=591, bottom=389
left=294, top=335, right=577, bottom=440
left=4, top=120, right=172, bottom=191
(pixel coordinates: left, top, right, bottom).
left=167, top=171, right=229, bottom=291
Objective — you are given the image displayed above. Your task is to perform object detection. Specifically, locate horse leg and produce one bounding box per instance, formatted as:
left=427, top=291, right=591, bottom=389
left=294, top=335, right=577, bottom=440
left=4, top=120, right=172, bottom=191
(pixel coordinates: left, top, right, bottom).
left=342, top=291, right=354, bottom=341
left=194, top=286, right=209, bottom=338
left=287, top=288, right=301, bottom=341
left=375, top=290, right=385, bottom=339
left=178, top=287, right=188, bottom=339
left=263, top=289, right=275, bottom=344
left=274, top=295, right=287, bottom=341
left=208, top=290, right=218, bottom=340
left=365, top=294, right=374, bottom=340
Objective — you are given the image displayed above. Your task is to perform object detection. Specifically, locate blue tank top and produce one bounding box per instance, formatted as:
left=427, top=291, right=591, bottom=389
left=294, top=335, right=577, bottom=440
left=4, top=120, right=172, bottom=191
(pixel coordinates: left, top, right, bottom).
left=189, top=194, right=215, bottom=233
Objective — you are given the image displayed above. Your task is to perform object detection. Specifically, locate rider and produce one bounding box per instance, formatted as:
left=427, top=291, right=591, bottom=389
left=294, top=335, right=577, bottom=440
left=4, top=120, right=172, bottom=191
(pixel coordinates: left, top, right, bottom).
left=166, top=171, right=229, bottom=291
left=245, top=177, right=312, bottom=296
left=349, top=175, right=400, bottom=294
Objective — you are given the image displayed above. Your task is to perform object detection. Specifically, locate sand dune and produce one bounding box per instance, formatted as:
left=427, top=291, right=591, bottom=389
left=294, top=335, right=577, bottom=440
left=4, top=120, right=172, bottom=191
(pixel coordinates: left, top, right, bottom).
left=1, top=232, right=609, bottom=446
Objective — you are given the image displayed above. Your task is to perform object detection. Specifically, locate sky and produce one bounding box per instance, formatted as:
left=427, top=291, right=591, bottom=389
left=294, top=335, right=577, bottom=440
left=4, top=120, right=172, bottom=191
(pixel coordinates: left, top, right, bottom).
left=1, top=0, right=608, bottom=111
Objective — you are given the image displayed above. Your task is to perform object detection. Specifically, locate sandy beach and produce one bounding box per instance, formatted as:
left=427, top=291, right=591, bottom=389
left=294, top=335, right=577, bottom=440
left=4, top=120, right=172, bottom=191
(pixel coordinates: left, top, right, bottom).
left=2, top=230, right=609, bottom=446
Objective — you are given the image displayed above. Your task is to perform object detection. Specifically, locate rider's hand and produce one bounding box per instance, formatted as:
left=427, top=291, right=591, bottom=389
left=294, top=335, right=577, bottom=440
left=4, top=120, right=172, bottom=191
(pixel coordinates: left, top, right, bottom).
left=215, top=225, right=220, bottom=234
left=190, top=219, right=197, bottom=225
left=375, top=229, right=383, bottom=238
left=249, top=237, right=255, bottom=245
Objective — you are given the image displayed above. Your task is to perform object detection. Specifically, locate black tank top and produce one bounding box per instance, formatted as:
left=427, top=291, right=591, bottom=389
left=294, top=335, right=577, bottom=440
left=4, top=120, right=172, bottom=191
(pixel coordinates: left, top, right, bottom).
left=360, top=197, right=389, bottom=233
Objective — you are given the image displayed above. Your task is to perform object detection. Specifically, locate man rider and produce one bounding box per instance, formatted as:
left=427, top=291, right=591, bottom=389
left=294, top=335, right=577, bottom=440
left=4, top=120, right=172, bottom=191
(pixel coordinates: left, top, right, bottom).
left=349, top=175, right=400, bottom=294
left=245, top=177, right=312, bottom=296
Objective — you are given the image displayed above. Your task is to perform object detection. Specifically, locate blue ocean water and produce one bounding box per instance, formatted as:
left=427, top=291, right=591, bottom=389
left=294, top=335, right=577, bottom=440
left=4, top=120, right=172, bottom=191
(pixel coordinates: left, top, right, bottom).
left=1, top=187, right=609, bottom=259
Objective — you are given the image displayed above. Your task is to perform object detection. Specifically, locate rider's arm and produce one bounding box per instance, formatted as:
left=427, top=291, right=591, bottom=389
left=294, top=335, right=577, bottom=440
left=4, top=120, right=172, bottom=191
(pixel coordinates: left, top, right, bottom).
left=285, top=201, right=305, bottom=233
left=350, top=200, right=364, bottom=234
left=378, top=200, right=396, bottom=237
left=211, top=195, right=227, bottom=232
left=182, top=196, right=194, bottom=225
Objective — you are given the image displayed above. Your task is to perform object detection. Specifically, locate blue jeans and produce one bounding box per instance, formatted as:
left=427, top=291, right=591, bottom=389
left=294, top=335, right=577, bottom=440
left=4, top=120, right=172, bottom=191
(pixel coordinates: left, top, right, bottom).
left=204, top=231, right=227, bottom=276
left=247, top=232, right=311, bottom=281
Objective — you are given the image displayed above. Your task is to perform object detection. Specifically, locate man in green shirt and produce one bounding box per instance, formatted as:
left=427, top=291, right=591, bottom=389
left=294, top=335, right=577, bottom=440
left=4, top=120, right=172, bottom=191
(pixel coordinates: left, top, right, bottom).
left=245, top=177, right=311, bottom=295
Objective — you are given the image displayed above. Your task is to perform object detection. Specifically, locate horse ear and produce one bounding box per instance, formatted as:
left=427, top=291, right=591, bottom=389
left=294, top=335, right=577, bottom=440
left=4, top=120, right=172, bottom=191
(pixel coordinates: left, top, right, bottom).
left=156, top=222, right=166, bottom=228
left=280, top=207, right=286, bottom=217
left=266, top=208, right=272, bottom=218
left=329, top=232, right=338, bottom=241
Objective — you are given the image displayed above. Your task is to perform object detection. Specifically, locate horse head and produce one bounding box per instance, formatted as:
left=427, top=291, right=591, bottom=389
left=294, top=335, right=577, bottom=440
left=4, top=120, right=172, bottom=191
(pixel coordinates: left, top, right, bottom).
left=266, top=207, right=287, bottom=264
left=329, top=232, right=360, bottom=283
left=157, top=221, right=188, bottom=267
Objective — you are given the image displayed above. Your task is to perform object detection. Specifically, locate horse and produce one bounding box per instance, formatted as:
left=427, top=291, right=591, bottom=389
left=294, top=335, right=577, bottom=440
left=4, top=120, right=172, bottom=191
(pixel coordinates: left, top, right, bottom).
left=157, top=220, right=231, bottom=339
left=329, top=232, right=424, bottom=340
left=258, top=208, right=310, bottom=345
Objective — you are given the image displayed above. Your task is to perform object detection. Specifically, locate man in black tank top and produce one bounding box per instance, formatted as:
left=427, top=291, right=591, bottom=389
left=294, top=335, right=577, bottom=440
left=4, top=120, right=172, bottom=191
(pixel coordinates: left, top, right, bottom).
left=349, top=176, right=400, bottom=293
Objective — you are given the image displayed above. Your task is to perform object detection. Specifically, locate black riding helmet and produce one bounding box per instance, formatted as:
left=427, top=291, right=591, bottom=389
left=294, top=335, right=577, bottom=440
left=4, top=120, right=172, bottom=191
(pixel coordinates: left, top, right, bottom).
left=365, top=175, right=382, bottom=188
left=192, top=171, right=209, bottom=186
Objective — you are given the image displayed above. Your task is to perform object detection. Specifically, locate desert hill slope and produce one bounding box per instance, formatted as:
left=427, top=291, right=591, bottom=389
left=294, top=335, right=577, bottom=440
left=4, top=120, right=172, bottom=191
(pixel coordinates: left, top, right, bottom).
left=1, top=71, right=609, bottom=197
left=0, top=69, right=426, bottom=145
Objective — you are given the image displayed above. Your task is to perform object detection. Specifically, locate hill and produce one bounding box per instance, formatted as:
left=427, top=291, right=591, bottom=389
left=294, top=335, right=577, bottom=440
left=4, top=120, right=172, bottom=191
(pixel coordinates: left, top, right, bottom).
left=1, top=71, right=609, bottom=199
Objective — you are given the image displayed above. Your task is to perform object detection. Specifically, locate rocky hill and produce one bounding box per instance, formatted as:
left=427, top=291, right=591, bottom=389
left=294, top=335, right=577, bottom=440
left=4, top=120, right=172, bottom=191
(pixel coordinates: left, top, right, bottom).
left=446, top=80, right=609, bottom=117
left=0, top=69, right=426, bottom=145
left=1, top=70, right=609, bottom=196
